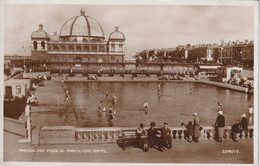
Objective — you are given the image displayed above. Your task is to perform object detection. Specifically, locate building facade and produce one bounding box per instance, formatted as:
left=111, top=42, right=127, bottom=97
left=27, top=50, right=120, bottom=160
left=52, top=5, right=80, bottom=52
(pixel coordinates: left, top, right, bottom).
left=135, top=40, right=254, bottom=67
left=31, top=9, right=125, bottom=67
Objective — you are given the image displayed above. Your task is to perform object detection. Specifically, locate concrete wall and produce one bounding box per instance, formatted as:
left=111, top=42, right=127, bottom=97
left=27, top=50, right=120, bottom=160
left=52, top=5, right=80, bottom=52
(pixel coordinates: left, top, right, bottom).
left=4, top=117, right=26, bottom=137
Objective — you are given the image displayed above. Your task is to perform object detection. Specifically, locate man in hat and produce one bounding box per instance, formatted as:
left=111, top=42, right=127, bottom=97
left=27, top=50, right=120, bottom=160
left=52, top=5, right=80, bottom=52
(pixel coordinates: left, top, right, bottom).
left=147, top=122, right=162, bottom=151
left=214, top=110, right=225, bottom=142
left=161, top=122, right=172, bottom=149
left=240, top=113, right=248, bottom=135
left=193, top=112, right=201, bottom=142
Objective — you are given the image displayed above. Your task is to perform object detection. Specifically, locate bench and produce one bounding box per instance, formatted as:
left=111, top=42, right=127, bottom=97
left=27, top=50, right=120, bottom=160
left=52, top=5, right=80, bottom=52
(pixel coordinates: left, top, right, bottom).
left=117, top=129, right=164, bottom=151
left=117, top=130, right=138, bottom=150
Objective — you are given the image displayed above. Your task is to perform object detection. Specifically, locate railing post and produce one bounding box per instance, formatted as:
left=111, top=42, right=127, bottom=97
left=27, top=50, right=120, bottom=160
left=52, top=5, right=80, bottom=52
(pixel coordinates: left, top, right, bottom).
left=95, top=131, right=99, bottom=141
left=225, top=130, right=230, bottom=140
left=89, top=131, right=94, bottom=141
left=114, top=131, right=118, bottom=141
left=199, top=129, right=204, bottom=141
left=209, top=130, right=214, bottom=140
left=241, top=130, right=246, bottom=139
left=181, top=130, right=185, bottom=140
left=101, top=131, right=105, bottom=141
left=204, top=130, right=208, bottom=140
left=175, top=131, right=179, bottom=140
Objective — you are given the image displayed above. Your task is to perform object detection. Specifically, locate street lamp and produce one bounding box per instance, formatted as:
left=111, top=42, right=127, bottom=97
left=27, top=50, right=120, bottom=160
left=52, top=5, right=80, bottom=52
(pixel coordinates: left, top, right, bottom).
left=220, top=47, right=223, bottom=65
left=22, top=43, right=26, bottom=72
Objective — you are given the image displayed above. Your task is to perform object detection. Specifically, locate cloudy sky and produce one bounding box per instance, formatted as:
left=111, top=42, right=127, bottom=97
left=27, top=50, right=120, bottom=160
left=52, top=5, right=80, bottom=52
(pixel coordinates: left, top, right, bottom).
left=4, top=4, right=255, bottom=57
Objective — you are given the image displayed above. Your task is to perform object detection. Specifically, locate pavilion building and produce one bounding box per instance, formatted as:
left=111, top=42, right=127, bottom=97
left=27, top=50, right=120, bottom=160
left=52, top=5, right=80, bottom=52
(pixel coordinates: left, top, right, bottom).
left=31, top=9, right=125, bottom=69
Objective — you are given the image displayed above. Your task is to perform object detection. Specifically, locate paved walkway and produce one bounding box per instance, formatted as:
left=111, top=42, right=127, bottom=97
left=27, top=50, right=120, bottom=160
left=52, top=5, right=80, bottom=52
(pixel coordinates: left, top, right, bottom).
left=4, top=131, right=253, bottom=163
left=20, top=80, right=77, bottom=126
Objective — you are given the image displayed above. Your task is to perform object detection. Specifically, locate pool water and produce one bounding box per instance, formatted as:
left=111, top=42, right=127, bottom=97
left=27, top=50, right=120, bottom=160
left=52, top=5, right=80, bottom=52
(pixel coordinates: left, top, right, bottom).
left=66, top=82, right=253, bottom=127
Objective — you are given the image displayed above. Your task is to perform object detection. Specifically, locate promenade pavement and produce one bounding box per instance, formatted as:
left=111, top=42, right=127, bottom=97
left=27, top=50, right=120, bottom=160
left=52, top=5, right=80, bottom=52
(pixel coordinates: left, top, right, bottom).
left=20, top=80, right=77, bottom=126
left=4, top=131, right=253, bottom=163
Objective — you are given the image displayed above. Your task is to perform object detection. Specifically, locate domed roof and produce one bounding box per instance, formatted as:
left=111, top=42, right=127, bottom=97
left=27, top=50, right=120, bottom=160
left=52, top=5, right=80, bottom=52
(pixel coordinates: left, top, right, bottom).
left=109, top=26, right=125, bottom=40
left=59, top=9, right=104, bottom=38
left=31, top=24, right=50, bottom=38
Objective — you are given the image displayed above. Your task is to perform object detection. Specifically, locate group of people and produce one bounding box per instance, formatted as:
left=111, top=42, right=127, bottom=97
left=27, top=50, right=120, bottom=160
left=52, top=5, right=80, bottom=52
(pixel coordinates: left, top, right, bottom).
left=98, top=92, right=118, bottom=125
left=181, top=103, right=254, bottom=143
left=136, top=122, right=172, bottom=152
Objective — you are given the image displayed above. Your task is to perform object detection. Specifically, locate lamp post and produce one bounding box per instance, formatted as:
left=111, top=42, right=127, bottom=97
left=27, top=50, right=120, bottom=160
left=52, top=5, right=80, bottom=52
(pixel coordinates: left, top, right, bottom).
left=220, top=47, right=223, bottom=65
left=22, top=44, right=26, bottom=72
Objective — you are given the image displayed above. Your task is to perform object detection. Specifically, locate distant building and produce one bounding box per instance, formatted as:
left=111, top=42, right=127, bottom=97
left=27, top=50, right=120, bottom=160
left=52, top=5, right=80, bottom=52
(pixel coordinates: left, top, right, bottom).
left=31, top=9, right=126, bottom=68
left=4, top=79, right=30, bottom=98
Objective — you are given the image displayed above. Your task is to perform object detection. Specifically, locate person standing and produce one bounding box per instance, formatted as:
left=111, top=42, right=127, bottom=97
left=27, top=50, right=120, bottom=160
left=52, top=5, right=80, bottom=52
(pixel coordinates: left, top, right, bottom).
left=143, top=101, right=148, bottom=112
left=214, top=110, right=225, bottom=142
left=193, top=112, right=201, bottom=142
left=98, top=101, right=103, bottom=111
left=65, top=90, right=69, bottom=103
left=61, top=79, right=64, bottom=87
left=108, top=107, right=114, bottom=126
left=160, top=122, right=172, bottom=149
left=147, top=122, right=163, bottom=151
left=217, top=102, right=223, bottom=111
left=109, top=106, right=114, bottom=116
left=240, top=113, right=248, bottom=135
left=248, top=106, right=254, bottom=137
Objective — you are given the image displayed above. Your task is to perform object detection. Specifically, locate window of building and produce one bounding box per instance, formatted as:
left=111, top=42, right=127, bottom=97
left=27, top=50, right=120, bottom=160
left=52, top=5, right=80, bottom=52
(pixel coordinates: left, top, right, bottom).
left=111, top=44, right=115, bottom=52
left=76, top=46, right=82, bottom=51
left=16, top=85, right=22, bottom=94
left=53, top=45, right=59, bottom=50
left=68, top=46, right=74, bottom=50
left=83, top=46, right=90, bottom=51
left=41, top=41, right=45, bottom=49
left=92, top=46, right=97, bottom=51
left=111, top=57, right=115, bottom=62
left=61, top=45, right=67, bottom=50
left=83, top=38, right=88, bottom=43
left=119, top=44, right=123, bottom=52
left=33, top=41, right=37, bottom=50
left=99, top=46, right=105, bottom=52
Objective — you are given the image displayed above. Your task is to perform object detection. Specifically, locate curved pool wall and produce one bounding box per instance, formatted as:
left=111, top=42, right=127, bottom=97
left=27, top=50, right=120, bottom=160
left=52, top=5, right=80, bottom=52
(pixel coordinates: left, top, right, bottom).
left=66, top=82, right=253, bottom=127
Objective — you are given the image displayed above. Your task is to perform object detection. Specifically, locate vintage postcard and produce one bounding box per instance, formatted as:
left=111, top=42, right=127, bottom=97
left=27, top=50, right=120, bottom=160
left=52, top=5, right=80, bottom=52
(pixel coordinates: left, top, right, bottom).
left=1, top=0, right=258, bottom=166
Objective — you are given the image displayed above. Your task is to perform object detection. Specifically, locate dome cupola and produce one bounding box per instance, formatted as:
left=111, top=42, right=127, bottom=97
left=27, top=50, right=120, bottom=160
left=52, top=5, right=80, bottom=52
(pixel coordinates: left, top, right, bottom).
left=109, top=26, right=125, bottom=40
left=59, top=9, right=105, bottom=39
left=31, top=24, right=50, bottom=39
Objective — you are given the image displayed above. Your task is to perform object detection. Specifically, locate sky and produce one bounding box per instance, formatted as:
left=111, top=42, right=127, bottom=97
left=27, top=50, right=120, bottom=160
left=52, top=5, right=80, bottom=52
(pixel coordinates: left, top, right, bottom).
left=4, top=4, right=255, bottom=57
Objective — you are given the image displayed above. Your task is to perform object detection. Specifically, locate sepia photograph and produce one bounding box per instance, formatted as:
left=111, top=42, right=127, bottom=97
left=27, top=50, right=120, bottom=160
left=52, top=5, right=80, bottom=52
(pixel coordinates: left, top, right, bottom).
left=1, top=0, right=258, bottom=165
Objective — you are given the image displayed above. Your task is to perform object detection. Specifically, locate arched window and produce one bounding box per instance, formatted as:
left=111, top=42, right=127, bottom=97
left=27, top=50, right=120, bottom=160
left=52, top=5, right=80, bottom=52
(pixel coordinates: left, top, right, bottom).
left=41, top=41, right=45, bottom=49
left=99, top=46, right=105, bottom=52
left=75, top=57, right=82, bottom=63
left=119, top=44, right=123, bottom=52
left=92, top=46, right=97, bottom=51
left=111, top=43, right=115, bottom=52
left=76, top=46, right=82, bottom=51
left=83, top=38, right=88, bottom=43
left=83, top=46, right=89, bottom=51
left=53, top=45, right=59, bottom=50
left=33, top=41, right=37, bottom=50
left=68, top=46, right=74, bottom=51
left=61, top=45, right=67, bottom=50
